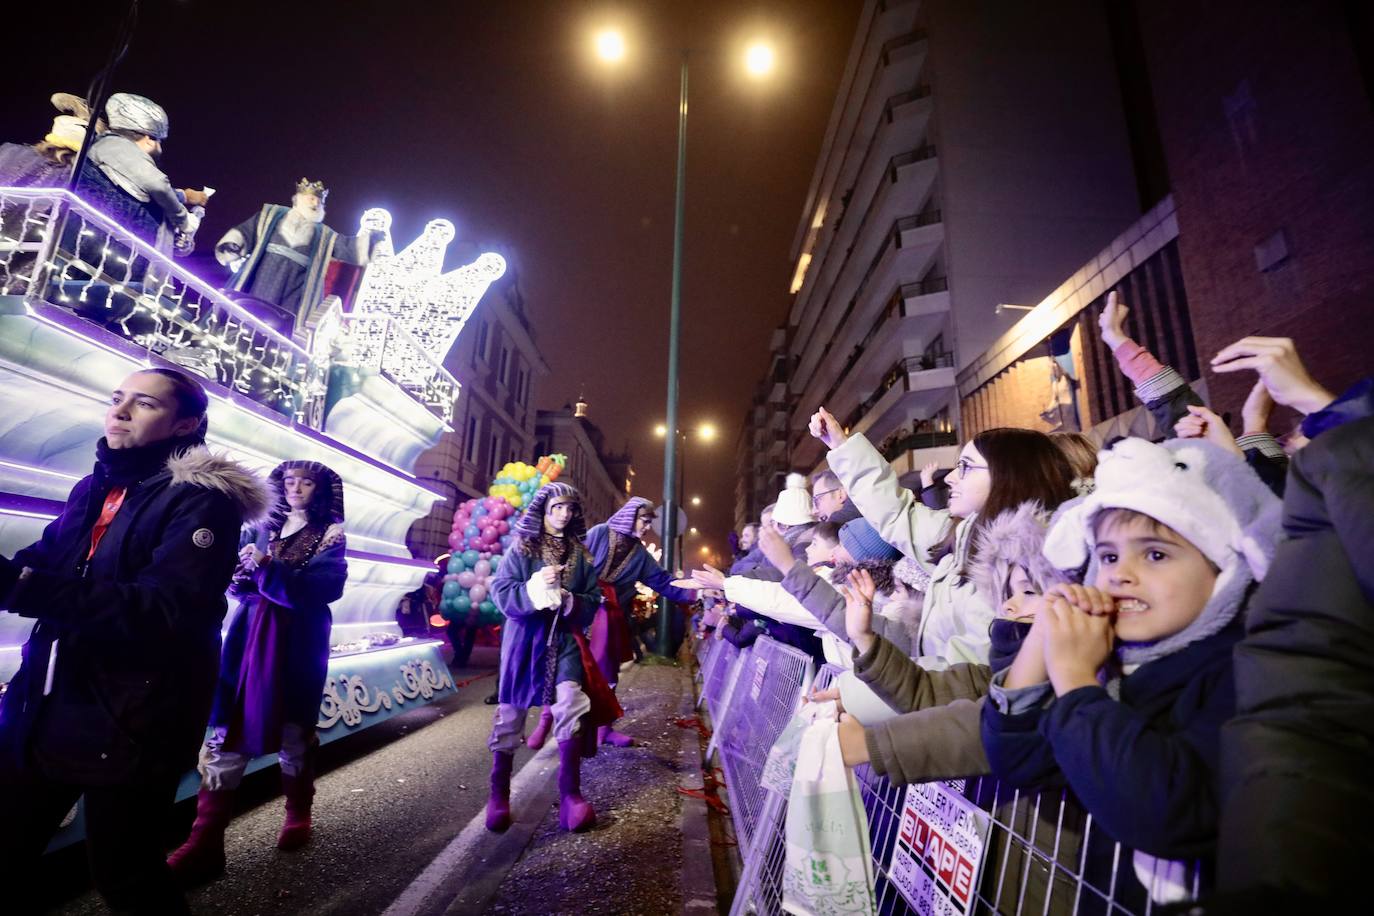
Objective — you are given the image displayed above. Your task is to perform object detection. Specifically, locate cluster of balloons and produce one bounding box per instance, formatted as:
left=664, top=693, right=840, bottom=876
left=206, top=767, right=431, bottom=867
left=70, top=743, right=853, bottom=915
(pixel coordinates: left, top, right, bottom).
left=434, top=454, right=568, bottom=627
left=487, top=454, right=566, bottom=509
left=438, top=495, right=518, bottom=626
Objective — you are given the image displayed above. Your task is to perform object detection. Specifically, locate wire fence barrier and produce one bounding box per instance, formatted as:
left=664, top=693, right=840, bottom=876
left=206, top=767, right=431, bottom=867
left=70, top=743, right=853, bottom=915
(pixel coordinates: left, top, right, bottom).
left=692, top=640, right=1201, bottom=915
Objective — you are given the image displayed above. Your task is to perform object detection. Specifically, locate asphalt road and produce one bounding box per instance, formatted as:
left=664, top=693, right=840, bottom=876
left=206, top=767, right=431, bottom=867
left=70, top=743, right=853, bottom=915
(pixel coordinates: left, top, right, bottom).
left=42, top=646, right=537, bottom=916
left=37, top=646, right=720, bottom=916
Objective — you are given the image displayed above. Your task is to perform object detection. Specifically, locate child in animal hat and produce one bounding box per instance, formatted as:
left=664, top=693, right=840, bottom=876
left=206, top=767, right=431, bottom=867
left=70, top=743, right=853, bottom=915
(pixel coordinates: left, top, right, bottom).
left=982, top=437, right=1282, bottom=906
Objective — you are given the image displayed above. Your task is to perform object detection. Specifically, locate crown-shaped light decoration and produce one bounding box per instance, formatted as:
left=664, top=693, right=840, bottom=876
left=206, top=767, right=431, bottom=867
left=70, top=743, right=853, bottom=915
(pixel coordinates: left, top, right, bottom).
left=295, top=177, right=329, bottom=201
left=351, top=213, right=507, bottom=363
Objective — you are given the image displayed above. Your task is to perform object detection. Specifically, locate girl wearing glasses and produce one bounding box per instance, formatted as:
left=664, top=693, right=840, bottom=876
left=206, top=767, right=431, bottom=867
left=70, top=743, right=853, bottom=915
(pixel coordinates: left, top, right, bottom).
left=809, top=406, right=1076, bottom=670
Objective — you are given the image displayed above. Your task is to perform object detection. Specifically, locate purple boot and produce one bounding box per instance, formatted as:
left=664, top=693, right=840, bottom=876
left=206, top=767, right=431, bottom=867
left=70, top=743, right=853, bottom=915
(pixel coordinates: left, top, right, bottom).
left=557, top=738, right=596, bottom=832
left=167, top=788, right=235, bottom=885
left=526, top=707, right=554, bottom=750
left=598, top=725, right=637, bottom=748
left=486, top=750, right=514, bottom=832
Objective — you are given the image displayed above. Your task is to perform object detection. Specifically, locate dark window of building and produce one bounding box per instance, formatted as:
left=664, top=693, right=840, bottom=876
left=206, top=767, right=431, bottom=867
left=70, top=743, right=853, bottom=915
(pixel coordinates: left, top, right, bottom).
left=464, top=414, right=480, bottom=465
left=476, top=320, right=490, bottom=362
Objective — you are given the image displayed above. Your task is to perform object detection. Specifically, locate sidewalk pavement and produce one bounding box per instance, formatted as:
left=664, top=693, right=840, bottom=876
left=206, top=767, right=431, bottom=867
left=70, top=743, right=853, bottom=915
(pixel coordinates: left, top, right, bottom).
left=389, top=655, right=732, bottom=916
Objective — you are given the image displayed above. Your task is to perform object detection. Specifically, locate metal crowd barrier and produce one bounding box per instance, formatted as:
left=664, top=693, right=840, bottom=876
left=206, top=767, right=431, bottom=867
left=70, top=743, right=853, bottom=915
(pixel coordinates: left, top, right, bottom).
left=692, top=646, right=1202, bottom=915
left=711, top=637, right=814, bottom=854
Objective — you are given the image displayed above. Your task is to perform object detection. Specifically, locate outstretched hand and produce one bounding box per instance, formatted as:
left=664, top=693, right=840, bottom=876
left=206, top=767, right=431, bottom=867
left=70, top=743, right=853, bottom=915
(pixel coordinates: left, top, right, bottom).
left=839, top=568, right=878, bottom=654
left=757, top=524, right=796, bottom=575
left=919, top=461, right=940, bottom=489
left=1240, top=379, right=1275, bottom=437
left=1174, top=404, right=1243, bottom=457
left=1097, top=290, right=1129, bottom=350
left=808, top=406, right=847, bottom=449
left=690, top=565, right=726, bottom=590
left=837, top=713, right=869, bottom=767
left=1211, top=336, right=1335, bottom=415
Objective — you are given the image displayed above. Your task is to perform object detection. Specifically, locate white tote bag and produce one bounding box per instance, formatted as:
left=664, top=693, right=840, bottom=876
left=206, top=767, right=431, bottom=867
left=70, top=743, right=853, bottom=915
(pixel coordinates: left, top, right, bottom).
left=782, top=717, right=877, bottom=915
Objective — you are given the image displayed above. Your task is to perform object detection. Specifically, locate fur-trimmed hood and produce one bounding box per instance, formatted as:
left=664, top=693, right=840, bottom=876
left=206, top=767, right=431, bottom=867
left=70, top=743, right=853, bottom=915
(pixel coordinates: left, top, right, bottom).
left=968, top=501, right=1071, bottom=607
left=167, top=447, right=272, bottom=526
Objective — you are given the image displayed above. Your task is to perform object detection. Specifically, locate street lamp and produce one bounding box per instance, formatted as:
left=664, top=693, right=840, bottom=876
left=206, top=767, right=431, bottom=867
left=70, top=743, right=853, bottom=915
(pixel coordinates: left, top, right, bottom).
left=652, top=420, right=715, bottom=573
left=598, top=29, right=776, bottom=655
left=595, top=29, right=627, bottom=63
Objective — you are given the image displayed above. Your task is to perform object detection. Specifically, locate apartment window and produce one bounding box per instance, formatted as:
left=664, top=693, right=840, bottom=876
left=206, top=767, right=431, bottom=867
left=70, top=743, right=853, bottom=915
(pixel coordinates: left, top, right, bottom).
left=498, top=347, right=510, bottom=387
left=463, top=414, right=480, bottom=464
left=476, top=320, right=491, bottom=361
left=515, top=367, right=528, bottom=406
left=488, top=430, right=502, bottom=478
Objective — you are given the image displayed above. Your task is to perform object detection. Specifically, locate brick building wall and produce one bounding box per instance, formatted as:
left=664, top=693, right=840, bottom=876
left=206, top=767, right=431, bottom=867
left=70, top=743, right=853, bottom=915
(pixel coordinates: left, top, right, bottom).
left=1135, top=0, right=1374, bottom=422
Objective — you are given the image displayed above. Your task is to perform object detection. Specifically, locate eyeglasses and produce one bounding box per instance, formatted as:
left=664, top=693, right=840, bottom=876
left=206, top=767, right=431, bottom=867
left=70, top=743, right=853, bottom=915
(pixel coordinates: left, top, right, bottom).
left=954, top=457, right=988, bottom=477
left=810, top=488, right=841, bottom=508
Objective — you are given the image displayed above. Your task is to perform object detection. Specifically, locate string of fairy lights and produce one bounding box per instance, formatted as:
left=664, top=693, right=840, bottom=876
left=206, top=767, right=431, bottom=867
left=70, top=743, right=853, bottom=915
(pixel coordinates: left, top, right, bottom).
left=0, top=189, right=504, bottom=427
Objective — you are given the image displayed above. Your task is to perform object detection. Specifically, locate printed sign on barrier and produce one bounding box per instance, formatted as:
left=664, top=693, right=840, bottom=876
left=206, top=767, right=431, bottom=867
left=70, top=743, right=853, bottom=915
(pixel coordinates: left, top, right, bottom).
left=749, top=655, right=769, bottom=701
left=888, top=781, right=992, bottom=916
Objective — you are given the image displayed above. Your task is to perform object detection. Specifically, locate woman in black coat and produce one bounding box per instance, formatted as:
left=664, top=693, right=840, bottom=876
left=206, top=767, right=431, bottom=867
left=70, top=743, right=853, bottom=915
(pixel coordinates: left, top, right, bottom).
left=0, top=367, right=269, bottom=915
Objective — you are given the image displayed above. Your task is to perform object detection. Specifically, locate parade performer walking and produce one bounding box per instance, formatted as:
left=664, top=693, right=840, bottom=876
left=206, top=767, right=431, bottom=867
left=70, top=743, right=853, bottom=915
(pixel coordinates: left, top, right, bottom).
left=0, top=367, right=268, bottom=914
left=526, top=496, right=696, bottom=748
left=167, top=461, right=348, bottom=884
left=485, top=483, right=619, bottom=834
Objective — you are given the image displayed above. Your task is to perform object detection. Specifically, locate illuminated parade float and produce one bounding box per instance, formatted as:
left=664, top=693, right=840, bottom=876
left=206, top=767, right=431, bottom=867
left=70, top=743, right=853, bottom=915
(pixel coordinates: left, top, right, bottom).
left=0, top=187, right=506, bottom=831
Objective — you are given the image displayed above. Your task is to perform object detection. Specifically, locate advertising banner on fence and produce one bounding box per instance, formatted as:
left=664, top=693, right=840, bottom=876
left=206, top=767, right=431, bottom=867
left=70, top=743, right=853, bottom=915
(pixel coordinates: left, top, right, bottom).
left=887, top=781, right=992, bottom=916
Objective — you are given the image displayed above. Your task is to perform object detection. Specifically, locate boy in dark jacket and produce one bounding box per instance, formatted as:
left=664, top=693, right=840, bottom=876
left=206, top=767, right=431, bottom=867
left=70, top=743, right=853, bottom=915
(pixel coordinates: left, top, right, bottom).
left=982, top=437, right=1281, bottom=906
left=0, top=367, right=269, bottom=914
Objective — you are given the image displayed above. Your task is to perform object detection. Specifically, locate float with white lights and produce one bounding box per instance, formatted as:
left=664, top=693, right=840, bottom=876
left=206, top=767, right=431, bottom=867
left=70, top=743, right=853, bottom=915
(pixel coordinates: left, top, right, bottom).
left=0, top=188, right=505, bottom=835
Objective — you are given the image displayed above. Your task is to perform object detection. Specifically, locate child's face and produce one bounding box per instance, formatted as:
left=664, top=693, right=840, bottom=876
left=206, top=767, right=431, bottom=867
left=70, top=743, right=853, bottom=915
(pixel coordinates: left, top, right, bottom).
left=544, top=496, right=575, bottom=534
left=1092, top=514, right=1218, bottom=643
left=1001, top=565, right=1043, bottom=621
left=806, top=536, right=837, bottom=566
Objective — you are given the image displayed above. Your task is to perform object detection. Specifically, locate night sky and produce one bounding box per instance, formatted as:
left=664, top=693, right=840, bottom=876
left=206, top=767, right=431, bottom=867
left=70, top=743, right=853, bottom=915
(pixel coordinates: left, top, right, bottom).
left=3, top=0, right=861, bottom=561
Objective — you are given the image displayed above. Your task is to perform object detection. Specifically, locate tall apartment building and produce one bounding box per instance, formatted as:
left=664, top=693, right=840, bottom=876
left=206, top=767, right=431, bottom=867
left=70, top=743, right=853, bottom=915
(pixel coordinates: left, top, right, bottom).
left=734, top=327, right=793, bottom=529
left=535, top=396, right=635, bottom=527
left=407, top=268, right=549, bottom=559
left=759, top=0, right=1144, bottom=489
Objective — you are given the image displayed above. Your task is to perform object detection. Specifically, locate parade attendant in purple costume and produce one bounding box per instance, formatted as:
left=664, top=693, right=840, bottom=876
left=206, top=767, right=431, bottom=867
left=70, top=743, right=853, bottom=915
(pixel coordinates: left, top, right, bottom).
left=485, top=483, right=619, bottom=834
left=167, top=461, right=348, bottom=885
left=526, top=497, right=697, bottom=749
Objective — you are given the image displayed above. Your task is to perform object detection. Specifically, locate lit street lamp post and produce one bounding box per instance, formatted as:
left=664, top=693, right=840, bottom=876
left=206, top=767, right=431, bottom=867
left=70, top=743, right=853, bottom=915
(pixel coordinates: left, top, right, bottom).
left=595, top=28, right=774, bottom=655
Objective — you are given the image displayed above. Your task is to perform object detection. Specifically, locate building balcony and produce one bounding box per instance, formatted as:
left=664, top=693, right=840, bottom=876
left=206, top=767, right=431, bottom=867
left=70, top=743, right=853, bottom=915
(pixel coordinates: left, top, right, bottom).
left=843, top=352, right=957, bottom=446
left=792, top=271, right=950, bottom=432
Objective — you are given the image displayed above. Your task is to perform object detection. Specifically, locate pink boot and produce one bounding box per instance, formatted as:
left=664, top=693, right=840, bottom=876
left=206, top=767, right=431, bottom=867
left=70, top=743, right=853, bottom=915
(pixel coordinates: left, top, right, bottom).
left=557, top=739, right=596, bottom=832
left=526, top=707, right=554, bottom=750
left=486, top=750, right=514, bottom=832
left=277, top=771, right=315, bottom=850
left=167, top=788, right=235, bottom=885
left=598, top=725, right=637, bottom=748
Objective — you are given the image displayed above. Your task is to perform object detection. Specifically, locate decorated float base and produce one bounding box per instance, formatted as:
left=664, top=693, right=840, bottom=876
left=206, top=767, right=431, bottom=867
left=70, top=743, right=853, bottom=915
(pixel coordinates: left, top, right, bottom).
left=44, top=638, right=458, bottom=853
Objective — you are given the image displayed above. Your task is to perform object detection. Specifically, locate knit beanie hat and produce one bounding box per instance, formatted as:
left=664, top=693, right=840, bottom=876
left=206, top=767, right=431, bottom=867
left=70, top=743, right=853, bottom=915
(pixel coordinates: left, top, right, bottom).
left=608, top=496, right=653, bottom=537
left=772, top=472, right=815, bottom=526
left=968, top=502, right=1070, bottom=606
left=839, top=518, right=901, bottom=564
left=1043, top=437, right=1282, bottom=665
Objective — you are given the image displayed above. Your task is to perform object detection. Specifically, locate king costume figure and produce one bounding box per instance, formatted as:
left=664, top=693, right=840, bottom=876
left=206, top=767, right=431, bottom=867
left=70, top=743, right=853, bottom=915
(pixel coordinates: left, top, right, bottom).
left=215, top=178, right=388, bottom=336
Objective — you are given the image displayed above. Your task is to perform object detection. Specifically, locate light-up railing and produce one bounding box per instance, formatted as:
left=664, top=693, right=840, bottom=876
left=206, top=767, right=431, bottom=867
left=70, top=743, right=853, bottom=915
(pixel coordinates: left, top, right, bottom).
left=0, top=187, right=317, bottom=419
left=322, top=311, right=459, bottom=424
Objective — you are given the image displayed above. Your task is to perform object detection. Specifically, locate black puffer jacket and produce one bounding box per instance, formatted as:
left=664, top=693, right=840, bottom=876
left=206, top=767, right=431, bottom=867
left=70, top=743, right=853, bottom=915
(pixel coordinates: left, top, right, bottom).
left=1219, top=395, right=1374, bottom=899
left=0, top=446, right=269, bottom=784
